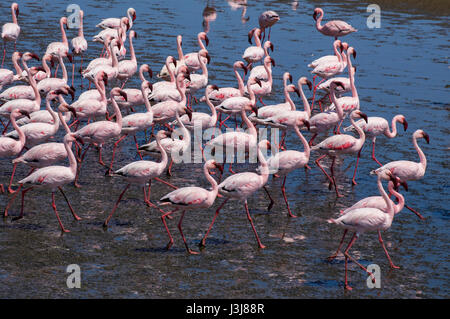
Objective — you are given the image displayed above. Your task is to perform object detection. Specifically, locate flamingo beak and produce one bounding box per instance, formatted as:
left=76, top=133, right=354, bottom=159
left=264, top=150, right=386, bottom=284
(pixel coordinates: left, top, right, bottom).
left=75, top=135, right=85, bottom=145
left=270, top=42, right=274, bottom=52
left=255, top=78, right=262, bottom=87
left=31, top=53, right=40, bottom=61
left=133, top=31, right=138, bottom=39
left=306, top=79, right=312, bottom=91
left=171, top=57, right=177, bottom=68
left=270, top=57, right=275, bottom=67
left=16, top=8, right=19, bottom=18
left=205, top=35, right=209, bottom=47
left=102, top=73, right=108, bottom=87
left=401, top=180, right=409, bottom=192
left=402, top=119, right=408, bottom=131
left=68, top=86, right=75, bottom=101
left=251, top=104, right=258, bottom=117
left=211, top=85, right=219, bottom=91
left=358, top=112, right=368, bottom=123
left=248, top=29, right=255, bottom=44
left=352, top=49, right=357, bottom=59
left=119, top=91, right=128, bottom=101
left=422, top=132, right=430, bottom=144
left=313, top=11, right=318, bottom=21
left=132, top=12, right=136, bottom=21
left=206, top=53, right=211, bottom=64
left=67, top=54, right=73, bottom=64
left=242, top=65, right=248, bottom=76
left=288, top=74, right=292, bottom=83
left=19, top=110, right=31, bottom=119
left=147, top=82, right=153, bottom=92
left=335, top=81, right=345, bottom=91
left=303, top=120, right=311, bottom=131
left=185, top=108, right=193, bottom=121
left=294, top=87, right=301, bottom=97
left=67, top=105, right=77, bottom=118
left=215, top=163, right=224, bottom=174
left=148, top=68, right=153, bottom=78
left=185, top=72, right=191, bottom=82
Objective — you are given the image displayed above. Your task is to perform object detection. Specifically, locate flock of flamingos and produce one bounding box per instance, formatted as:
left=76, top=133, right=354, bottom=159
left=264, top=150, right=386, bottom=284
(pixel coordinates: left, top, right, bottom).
left=0, top=3, right=429, bottom=290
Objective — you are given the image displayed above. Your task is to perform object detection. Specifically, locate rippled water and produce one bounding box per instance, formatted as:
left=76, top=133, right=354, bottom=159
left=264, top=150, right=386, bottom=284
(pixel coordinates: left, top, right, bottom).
left=0, top=0, right=448, bottom=298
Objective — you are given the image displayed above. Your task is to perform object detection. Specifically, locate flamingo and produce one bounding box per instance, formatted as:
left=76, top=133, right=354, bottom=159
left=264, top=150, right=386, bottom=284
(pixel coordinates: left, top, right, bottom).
left=36, top=53, right=74, bottom=98
left=114, top=64, right=153, bottom=111
left=244, top=56, right=274, bottom=105
left=73, top=88, right=126, bottom=183
left=14, top=133, right=83, bottom=232
left=0, top=52, right=40, bottom=102
left=185, top=49, right=210, bottom=104
left=344, top=114, right=408, bottom=166
left=117, top=30, right=138, bottom=85
left=242, top=28, right=264, bottom=66
left=248, top=41, right=274, bottom=82
left=96, top=8, right=136, bottom=30
left=259, top=10, right=279, bottom=41
left=71, top=9, right=88, bottom=88
left=313, top=7, right=357, bottom=39
left=83, top=38, right=120, bottom=83
left=103, top=130, right=172, bottom=228
left=308, top=40, right=344, bottom=69
left=371, top=129, right=429, bottom=219
left=263, top=118, right=311, bottom=218
left=183, top=32, right=209, bottom=72
left=312, top=110, right=367, bottom=197
left=0, top=51, right=22, bottom=90
left=157, top=35, right=185, bottom=79
left=199, top=61, right=247, bottom=106
left=1, top=3, right=20, bottom=68
left=139, top=106, right=192, bottom=176
left=93, top=18, right=129, bottom=55
left=76, top=69, right=109, bottom=102
left=6, top=103, right=76, bottom=198
left=327, top=171, right=398, bottom=290
left=200, top=140, right=272, bottom=249
left=148, top=57, right=182, bottom=103
left=81, top=36, right=114, bottom=76
left=159, top=160, right=223, bottom=254
left=0, top=109, right=29, bottom=193
left=108, top=80, right=154, bottom=170
left=45, top=17, right=71, bottom=75
left=4, top=88, right=70, bottom=148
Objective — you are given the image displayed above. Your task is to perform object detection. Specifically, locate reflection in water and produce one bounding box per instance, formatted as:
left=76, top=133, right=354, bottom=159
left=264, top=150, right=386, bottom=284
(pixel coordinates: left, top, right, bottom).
left=227, top=0, right=249, bottom=24
left=202, top=3, right=217, bottom=33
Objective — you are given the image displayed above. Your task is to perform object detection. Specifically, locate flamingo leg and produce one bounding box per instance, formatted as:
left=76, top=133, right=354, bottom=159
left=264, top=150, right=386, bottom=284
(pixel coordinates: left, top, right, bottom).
left=11, top=186, right=33, bottom=221
left=80, top=54, right=84, bottom=89
left=343, top=232, right=376, bottom=291
left=1, top=40, right=6, bottom=68
left=308, top=133, right=318, bottom=147
left=263, top=186, right=274, bottom=211
left=98, top=146, right=106, bottom=167
left=133, top=135, right=143, bottom=160
left=58, top=186, right=81, bottom=221
left=281, top=176, right=297, bottom=218
left=161, top=209, right=177, bottom=250
left=142, top=181, right=167, bottom=214
left=2, top=120, right=11, bottom=135
left=7, top=162, right=18, bottom=193
left=259, top=96, right=266, bottom=106
left=327, top=229, right=347, bottom=261
left=166, top=159, right=173, bottom=176
left=199, top=198, right=228, bottom=248
left=177, top=210, right=199, bottom=255
left=107, top=135, right=127, bottom=175
left=315, top=154, right=334, bottom=186
left=351, top=147, right=362, bottom=186
left=51, top=191, right=70, bottom=233
left=378, top=230, right=400, bottom=269
left=3, top=184, right=22, bottom=217
left=371, top=138, right=383, bottom=166
left=244, top=200, right=266, bottom=249
left=103, top=183, right=130, bottom=227
left=71, top=59, right=75, bottom=88
left=330, top=156, right=343, bottom=198
left=153, top=177, right=178, bottom=190
left=404, top=204, right=426, bottom=220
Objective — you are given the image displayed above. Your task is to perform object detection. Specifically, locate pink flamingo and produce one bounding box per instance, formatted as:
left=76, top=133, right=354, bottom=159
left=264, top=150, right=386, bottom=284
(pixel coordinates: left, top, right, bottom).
left=75, top=70, right=109, bottom=102
left=0, top=109, right=29, bottom=193
left=1, top=3, right=20, bottom=68
left=245, top=56, right=274, bottom=105
left=6, top=103, right=76, bottom=198
left=344, top=114, right=408, bottom=166
left=327, top=171, right=398, bottom=290
left=148, top=57, right=183, bottom=103
left=37, top=53, right=74, bottom=98
left=313, top=7, right=357, bottom=39
left=81, top=36, right=114, bottom=76
left=4, top=88, right=70, bottom=147
left=200, top=140, right=272, bottom=249
left=159, top=160, right=223, bottom=254
left=0, top=51, right=23, bottom=90
left=248, top=41, right=274, bottom=82
left=103, top=130, right=171, bottom=228
left=242, top=28, right=264, bottom=66
left=185, top=49, right=210, bottom=104
left=71, top=9, right=88, bottom=88
left=157, top=35, right=185, bottom=79
left=199, top=61, right=247, bottom=106
left=83, top=38, right=120, bottom=83
left=308, top=40, right=343, bottom=69
left=0, top=52, right=40, bottom=102
left=183, top=32, right=209, bottom=72
left=263, top=118, right=311, bottom=218
left=93, top=17, right=129, bottom=54
left=117, top=30, right=138, bottom=85
left=114, top=64, right=153, bottom=111
left=259, top=10, right=279, bottom=41
left=14, top=133, right=83, bottom=232
left=45, top=17, right=71, bottom=76
left=96, top=8, right=136, bottom=29
left=312, top=110, right=368, bottom=197
left=371, top=129, right=429, bottom=219
left=73, top=88, right=126, bottom=183
left=108, top=81, right=154, bottom=170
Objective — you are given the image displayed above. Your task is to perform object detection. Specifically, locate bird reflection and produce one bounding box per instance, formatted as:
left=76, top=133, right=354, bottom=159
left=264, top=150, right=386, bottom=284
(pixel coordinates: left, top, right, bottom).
left=202, top=2, right=217, bottom=33
left=227, top=0, right=249, bottom=24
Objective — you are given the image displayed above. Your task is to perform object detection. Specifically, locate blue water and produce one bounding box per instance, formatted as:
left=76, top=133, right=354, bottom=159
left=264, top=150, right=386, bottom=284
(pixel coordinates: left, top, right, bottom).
left=0, top=0, right=448, bottom=298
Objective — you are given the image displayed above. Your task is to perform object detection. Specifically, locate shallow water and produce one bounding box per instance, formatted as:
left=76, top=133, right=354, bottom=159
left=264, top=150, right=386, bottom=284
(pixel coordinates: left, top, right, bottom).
left=0, top=0, right=448, bottom=298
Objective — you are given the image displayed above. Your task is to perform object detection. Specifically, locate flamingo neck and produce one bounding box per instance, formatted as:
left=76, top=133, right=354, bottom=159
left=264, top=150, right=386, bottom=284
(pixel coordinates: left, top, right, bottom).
left=350, top=114, right=365, bottom=145
left=42, top=57, right=51, bottom=77
left=330, top=85, right=344, bottom=119
left=315, top=10, right=324, bottom=32
left=254, top=30, right=262, bottom=48
left=109, top=41, right=119, bottom=67
left=177, top=38, right=184, bottom=62
left=176, top=77, right=187, bottom=106
left=198, top=35, right=206, bottom=50
left=127, top=11, right=134, bottom=29
left=413, top=133, right=427, bottom=170
left=46, top=98, right=60, bottom=129
left=298, top=82, right=311, bottom=117
left=167, top=58, right=176, bottom=83
left=263, top=61, right=272, bottom=85
left=78, top=13, right=84, bottom=37
left=176, top=108, right=191, bottom=146
left=57, top=54, right=68, bottom=82
left=378, top=175, right=394, bottom=220
left=385, top=115, right=402, bottom=138
left=95, top=78, right=107, bottom=103
left=334, top=42, right=342, bottom=62
left=23, top=59, right=40, bottom=106
left=12, top=55, right=22, bottom=76
left=205, top=88, right=217, bottom=125
left=203, top=163, right=218, bottom=194
left=11, top=6, right=18, bottom=25
left=60, top=20, right=68, bottom=46
left=64, top=135, right=77, bottom=175
left=58, top=108, right=71, bottom=134
left=141, top=85, right=153, bottom=113
left=257, top=144, right=269, bottom=184
left=347, top=52, right=358, bottom=99
left=234, top=65, right=245, bottom=96
left=198, top=53, right=208, bottom=78
left=246, top=79, right=256, bottom=105
left=110, top=96, right=122, bottom=127
left=10, top=112, right=25, bottom=147
left=156, top=134, right=168, bottom=172
left=294, top=126, right=310, bottom=160
left=387, top=182, right=405, bottom=215
left=129, top=34, right=136, bottom=63
left=240, top=104, right=256, bottom=138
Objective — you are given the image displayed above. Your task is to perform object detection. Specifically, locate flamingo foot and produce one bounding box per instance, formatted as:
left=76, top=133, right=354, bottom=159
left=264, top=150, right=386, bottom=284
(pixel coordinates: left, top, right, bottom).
left=0, top=184, right=4, bottom=194
left=165, top=240, right=174, bottom=250
left=352, top=178, right=357, bottom=186
left=187, top=249, right=200, bottom=255
left=345, top=284, right=353, bottom=291
left=11, top=215, right=23, bottom=221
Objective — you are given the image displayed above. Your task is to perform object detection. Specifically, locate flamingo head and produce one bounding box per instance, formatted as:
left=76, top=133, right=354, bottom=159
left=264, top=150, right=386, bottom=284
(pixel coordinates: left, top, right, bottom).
left=122, top=17, right=131, bottom=31
left=59, top=103, right=77, bottom=119
left=183, top=107, right=193, bottom=122
left=199, top=32, right=209, bottom=46
left=287, top=84, right=300, bottom=97
left=313, top=8, right=323, bottom=21
left=420, top=130, right=430, bottom=144
left=399, top=116, right=408, bottom=131
left=13, top=3, right=19, bottom=18
left=141, top=64, right=153, bottom=79
left=331, top=81, right=346, bottom=91
left=22, top=52, right=40, bottom=62
left=299, top=119, right=310, bottom=131
left=248, top=28, right=257, bottom=44
left=264, top=41, right=274, bottom=52
left=250, top=103, right=258, bottom=117
left=143, top=81, right=153, bottom=93
left=131, top=30, right=138, bottom=39
left=199, top=49, right=211, bottom=64
left=258, top=139, right=271, bottom=151
left=235, top=61, right=248, bottom=75
left=287, top=72, right=293, bottom=83
left=207, top=160, right=223, bottom=174
left=299, top=77, right=312, bottom=90
left=264, top=56, right=275, bottom=67
left=129, top=8, right=137, bottom=21
left=111, top=88, right=128, bottom=101
left=348, top=47, right=356, bottom=59
left=61, top=17, right=69, bottom=29
left=354, top=110, right=368, bottom=123
left=14, top=109, right=30, bottom=119
left=177, top=35, right=183, bottom=48
left=66, top=53, right=73, bottom=64
left=209, top=84, right=219, bottom=92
